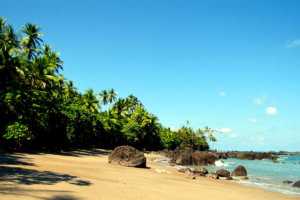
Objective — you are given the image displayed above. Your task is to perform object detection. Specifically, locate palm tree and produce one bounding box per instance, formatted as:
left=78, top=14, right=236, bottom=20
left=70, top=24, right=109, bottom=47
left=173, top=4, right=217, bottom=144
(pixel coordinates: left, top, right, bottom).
left=101, top=110, right=119, bottom=131
left=42, top=44, right=63, bottom=72
left=26, top=56, right=60, bottom=89
left=63, top=80, right=77, bottom=99
left=82, top=88, right=100, bottom=113
left=112, top=98, right=128, bottom=118
left=0, top=21, right=24, bottom=85
left=108, top=88, right=117, bottom=103
left=99, top=89, right=109, bottom=105
left=20, top=23, right=44, bottom=60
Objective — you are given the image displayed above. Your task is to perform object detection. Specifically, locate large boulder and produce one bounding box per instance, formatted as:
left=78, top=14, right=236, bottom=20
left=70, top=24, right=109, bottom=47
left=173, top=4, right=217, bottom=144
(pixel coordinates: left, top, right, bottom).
left=231, top=165, right=247, bottom=177
left=292, top=180, right=300, bottom=188
left=216, top=169, right=230, bottom=177
left=108, top=146, right=146, bottom=168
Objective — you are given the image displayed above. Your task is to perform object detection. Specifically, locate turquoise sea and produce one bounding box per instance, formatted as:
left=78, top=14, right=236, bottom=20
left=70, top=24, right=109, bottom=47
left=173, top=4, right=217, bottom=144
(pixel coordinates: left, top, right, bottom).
left=158, top=153, right=300, bottom=196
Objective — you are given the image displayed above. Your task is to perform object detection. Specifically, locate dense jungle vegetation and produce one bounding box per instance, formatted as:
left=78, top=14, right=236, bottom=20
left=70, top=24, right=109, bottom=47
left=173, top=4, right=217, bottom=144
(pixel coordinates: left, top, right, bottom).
left=0, top=18, right=217, bottom=151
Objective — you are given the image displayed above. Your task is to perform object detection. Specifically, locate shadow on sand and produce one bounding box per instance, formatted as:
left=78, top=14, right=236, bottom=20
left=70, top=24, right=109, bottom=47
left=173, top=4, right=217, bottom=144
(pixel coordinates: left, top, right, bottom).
left=18, top=148, right=113, bottom=157
left=0, top=153, right=35, bottom=166
left=0, top=151, right=92, bottom=186
left=0, top=166, right=91, bottom=186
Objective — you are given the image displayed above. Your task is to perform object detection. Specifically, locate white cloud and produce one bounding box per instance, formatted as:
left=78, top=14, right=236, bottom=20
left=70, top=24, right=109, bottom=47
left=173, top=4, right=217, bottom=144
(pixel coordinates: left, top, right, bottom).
left=213, top=128, right=231, bottom=133
left=229, top=133, right=237, bottom=138
left=266, top=107, right=277, bottom=115
left=253, top=98, right=263, bottom=105
left=249, top=119, right=257, bottom=123
left=219, top=92, right=226, bottom=97
left=286, top=39, right=300, bottom=48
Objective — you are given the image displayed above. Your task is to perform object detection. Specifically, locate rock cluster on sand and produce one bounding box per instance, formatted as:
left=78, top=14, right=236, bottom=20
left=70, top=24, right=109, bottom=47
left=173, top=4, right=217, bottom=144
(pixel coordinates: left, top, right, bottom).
left=108, top=145, right=146, bottom=168
left=192, top=168, right=209, bottom=176
left=176, top=165, right=249, bottom=181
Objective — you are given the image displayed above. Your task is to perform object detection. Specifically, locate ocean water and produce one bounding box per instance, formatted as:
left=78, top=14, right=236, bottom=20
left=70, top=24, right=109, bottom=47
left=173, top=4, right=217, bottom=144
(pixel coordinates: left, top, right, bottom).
left=195, top=154, right=300, bottom=196
left=157, top=154, right=300, bottom=196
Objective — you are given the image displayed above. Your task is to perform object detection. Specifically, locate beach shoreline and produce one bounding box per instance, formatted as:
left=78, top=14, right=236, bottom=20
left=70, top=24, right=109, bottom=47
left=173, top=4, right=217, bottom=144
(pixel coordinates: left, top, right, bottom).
left=0, top=149, right=299, bottom=200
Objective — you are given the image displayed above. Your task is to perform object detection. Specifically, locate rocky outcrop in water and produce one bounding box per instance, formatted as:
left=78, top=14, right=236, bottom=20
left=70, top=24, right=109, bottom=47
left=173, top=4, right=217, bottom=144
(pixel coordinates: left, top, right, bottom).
left=169, top=147, right=217, bottom=166
left=283, top=180, right=293, bottom=184
left=108, top=145, right=146, bottom=168
left=167, top=148, right=278, bottom=166
left=231, top=165, right=247, bottom=177
left=292, top=181, right=300, bottom=188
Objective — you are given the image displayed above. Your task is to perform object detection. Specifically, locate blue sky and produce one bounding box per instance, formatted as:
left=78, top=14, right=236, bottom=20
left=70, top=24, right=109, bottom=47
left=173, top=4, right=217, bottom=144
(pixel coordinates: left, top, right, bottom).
left=1, top=0, right=300, bottom=151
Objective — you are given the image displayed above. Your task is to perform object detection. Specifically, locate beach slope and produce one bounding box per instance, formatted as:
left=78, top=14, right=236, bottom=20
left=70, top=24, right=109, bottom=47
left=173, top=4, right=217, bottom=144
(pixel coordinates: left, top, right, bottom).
left=0, top=149, right=299, bottom=200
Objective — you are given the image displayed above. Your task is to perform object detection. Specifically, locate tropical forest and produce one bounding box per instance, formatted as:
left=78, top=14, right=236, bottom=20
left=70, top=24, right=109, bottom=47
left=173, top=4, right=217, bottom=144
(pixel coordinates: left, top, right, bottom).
left=0, top=18, right=217, bottom=151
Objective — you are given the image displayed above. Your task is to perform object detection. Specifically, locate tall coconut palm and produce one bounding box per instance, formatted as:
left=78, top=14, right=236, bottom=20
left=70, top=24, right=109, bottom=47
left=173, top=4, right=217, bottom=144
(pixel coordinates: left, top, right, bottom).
left=112, top=98, right=128, bottom=118
left=101, top=110, right=119, bottom=131
left=82, top=88, right=100, bottom=113
left=20, top=23, right=44, bottom=60
left=42, top=44, right=63, bottom=72
left=63, top=80, right=77, bottom=99
left=0, top=21, right=24, bottom=84
left=99, top=89, right=109, bottom=105
left=26, top=56, right=61, bottom=89
left=108, top=88, right=117, bottom=103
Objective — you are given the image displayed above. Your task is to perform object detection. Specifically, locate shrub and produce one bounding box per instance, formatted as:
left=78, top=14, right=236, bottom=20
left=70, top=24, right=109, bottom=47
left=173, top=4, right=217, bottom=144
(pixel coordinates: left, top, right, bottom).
left=3, top=122, right=33, bottom=147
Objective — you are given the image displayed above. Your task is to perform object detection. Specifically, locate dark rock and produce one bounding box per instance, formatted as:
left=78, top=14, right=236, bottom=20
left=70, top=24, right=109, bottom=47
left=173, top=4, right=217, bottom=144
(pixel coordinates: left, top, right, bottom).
left=216, top=169, right=230, bottom=177
left=283, top=180, right=293, bottom=184
left=226, top=176, right=233, bottom=180
left=169, top=147, right=217, bottom=166
left=237, top=152, right=255, bottom=160
left=191, top=151, right=218, bottom=166
left=232, top=165, right=247, bottom=176
left=170, top=147, right=193, bottom=165
left=236, top=152, right=272, bottom=160
left=192, top=168, right=209, bottom=175
left=108, top=145, right=146, bottom=168
left=292, top=180, right=300, bottom=188
left=273, top=160, right=279, bottom=163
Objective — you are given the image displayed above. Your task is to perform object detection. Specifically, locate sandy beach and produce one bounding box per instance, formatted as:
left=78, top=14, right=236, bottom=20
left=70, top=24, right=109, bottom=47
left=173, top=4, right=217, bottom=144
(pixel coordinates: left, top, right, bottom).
left=0, top=149, right=299, bottom=200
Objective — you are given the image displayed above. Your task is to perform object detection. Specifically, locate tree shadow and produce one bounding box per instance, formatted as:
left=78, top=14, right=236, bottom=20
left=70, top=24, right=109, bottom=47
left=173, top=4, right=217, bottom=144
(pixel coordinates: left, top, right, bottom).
left=26, top=148, right=112, bottom=157
left=46, top=195, right=81, bottom=200
left=0, top=153, right=34, bottom=166
left=0, top=166, right=91, bottom=186
left=49, top=148, right=112, bottom=157
left=0, top=187, right=80, bottom=200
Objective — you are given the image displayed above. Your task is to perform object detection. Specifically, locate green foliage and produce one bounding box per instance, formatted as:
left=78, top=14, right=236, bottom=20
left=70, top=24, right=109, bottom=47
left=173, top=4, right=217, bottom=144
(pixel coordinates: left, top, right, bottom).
left=0, top=17, right=218, bottom=151
left=3, top=122, right=33, bottom=146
